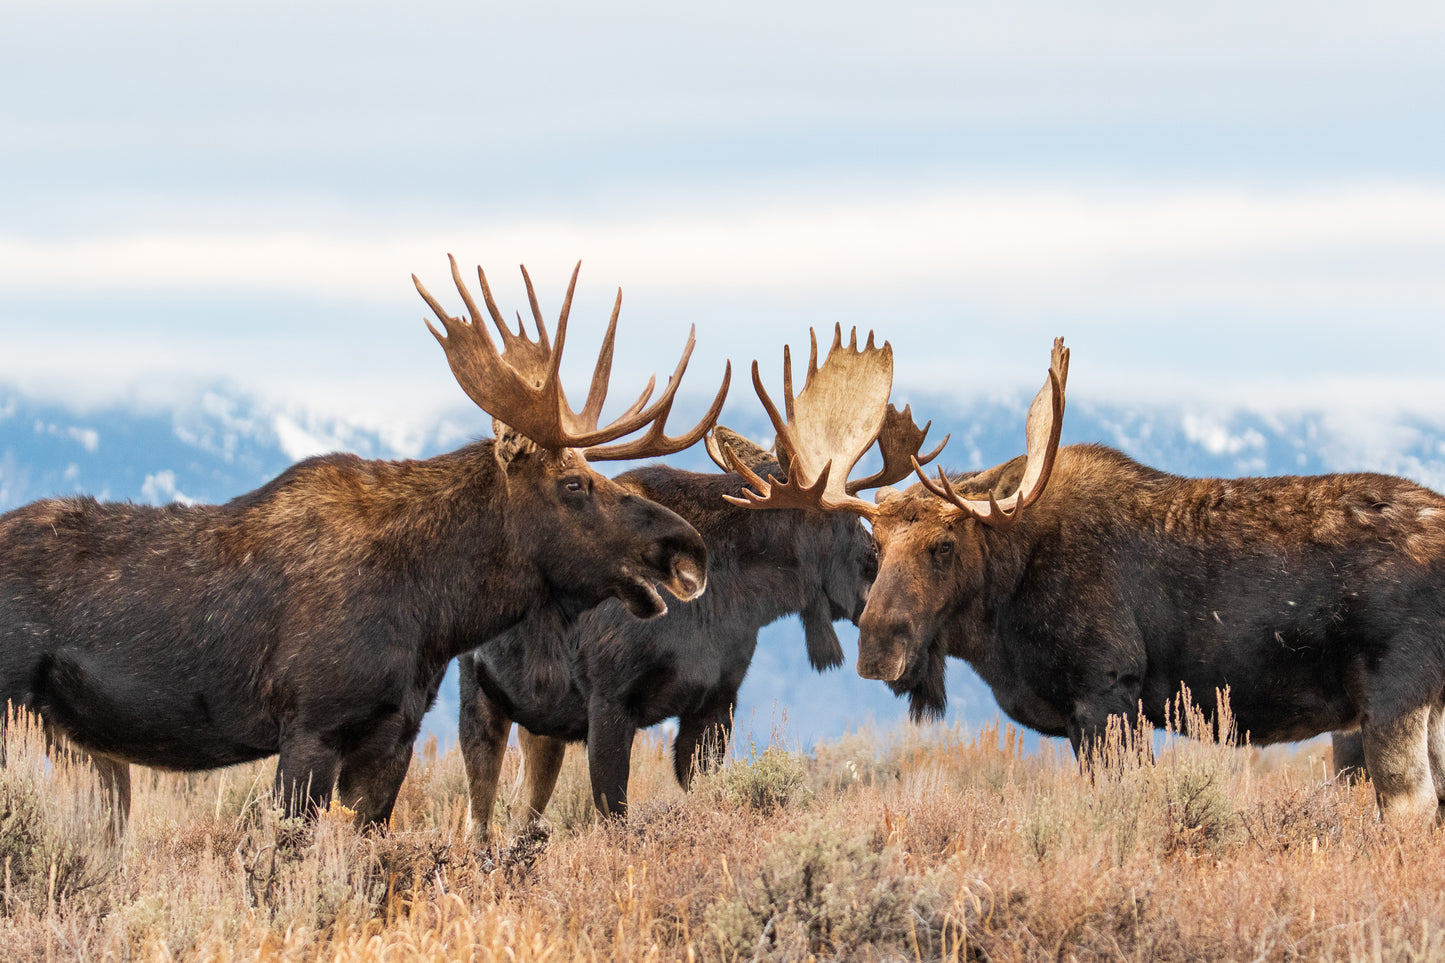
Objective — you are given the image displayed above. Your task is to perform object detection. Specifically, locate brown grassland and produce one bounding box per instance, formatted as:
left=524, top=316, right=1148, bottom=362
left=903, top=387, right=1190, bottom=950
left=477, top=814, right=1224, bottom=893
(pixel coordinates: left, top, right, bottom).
left=3, top=697, right=1444, bottom=962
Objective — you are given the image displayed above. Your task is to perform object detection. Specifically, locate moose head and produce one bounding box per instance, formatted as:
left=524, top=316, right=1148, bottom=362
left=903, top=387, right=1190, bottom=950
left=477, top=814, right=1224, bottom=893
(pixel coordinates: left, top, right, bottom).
left=415, top=257, right=731, bottom=619
left=856, top=339, right=1069, bottom=686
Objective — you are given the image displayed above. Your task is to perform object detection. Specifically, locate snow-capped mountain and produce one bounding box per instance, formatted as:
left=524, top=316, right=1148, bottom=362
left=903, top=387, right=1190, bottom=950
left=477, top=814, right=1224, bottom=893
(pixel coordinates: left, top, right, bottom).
left=5, top=384, right=1445, bottom=754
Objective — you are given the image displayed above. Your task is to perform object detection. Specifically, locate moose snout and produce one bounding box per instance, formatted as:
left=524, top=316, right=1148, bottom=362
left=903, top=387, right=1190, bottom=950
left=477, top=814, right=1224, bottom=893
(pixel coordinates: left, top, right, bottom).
left=855, top=613, right=911, bottom=682
left=669, top=553, right=706, bottom=601
left=650, top=527, right=709, bottom=602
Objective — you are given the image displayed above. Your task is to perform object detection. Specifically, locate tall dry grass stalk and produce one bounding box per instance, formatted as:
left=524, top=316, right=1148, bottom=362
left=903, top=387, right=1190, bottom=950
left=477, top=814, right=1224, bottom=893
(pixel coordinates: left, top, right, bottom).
left=2, top=695, right=1442, bottom=961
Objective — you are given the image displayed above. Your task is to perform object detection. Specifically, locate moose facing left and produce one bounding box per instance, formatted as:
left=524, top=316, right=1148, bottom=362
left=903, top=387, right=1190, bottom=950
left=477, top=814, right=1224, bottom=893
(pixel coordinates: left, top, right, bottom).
left=0, top=258, right=728, bottom=832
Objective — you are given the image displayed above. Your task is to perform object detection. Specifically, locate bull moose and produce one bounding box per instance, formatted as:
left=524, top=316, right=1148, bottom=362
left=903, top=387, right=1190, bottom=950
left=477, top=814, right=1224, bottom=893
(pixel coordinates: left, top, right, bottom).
left=723, top=336, right=1445, bottom=822
left=0, top=257, right=729, bottom=831
left=459, top=329, right=943, bottom=830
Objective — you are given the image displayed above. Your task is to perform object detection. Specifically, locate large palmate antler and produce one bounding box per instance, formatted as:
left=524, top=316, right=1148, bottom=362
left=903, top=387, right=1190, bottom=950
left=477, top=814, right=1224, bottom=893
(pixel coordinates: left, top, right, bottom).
left=912, top=338, right=1069, bottom=530
left=713, top=325, right=946, bottom=518
left=414, top=256, right=730, bottom=456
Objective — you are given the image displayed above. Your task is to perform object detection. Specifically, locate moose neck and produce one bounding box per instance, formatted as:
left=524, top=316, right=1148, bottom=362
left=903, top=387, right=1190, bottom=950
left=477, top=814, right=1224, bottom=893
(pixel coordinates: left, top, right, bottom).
left=292, top=440, right=550, bottom=662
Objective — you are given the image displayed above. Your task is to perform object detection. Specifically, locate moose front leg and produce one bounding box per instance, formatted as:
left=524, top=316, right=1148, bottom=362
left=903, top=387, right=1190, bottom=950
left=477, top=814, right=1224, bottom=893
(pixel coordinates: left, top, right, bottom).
left=586, top=698, right=637, bottom=819
left=1427, top=705, right=1445, bottom=811
left=274, top=731, right=341, bottom=820
left=1066, top=665, right=1147, bottom=766
left=336, top=742, right=414, bottom=829
left=674, top=695, right=736, bottom=790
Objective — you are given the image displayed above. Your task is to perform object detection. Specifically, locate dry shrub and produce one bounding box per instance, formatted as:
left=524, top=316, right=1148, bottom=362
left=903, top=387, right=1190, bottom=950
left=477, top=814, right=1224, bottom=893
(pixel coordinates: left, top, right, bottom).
left=0, top=708, right=117, bottom=916
left=699, top=744, right=812, bottom=814
left=10, top=697, right=1445, bottom=961
left=703, top=818, right=964, bottom=961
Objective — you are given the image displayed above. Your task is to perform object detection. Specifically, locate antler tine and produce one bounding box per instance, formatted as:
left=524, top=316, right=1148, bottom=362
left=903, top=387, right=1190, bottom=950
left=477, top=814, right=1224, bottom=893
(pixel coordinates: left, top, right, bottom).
left=719, top=442, right=838, bottom=508
left=569, top=318, right=734, bottom=445
left=415, top=272, right=483, bottom=350
left=419, top=258, right=726, bottom=454
left=913, top=460, right=1019, bottom=530
left=717, top=438, right=881, bottom=517
left=587, top=360, right=733, bottom=461
left=914, top=337, right=1068, bottom=529
left=848, top=403, right=951, bottom=494
left=515, top=263, right=554, bottom=354
left=703, top=431, right=731, bottom=471
left=751, top=359, right=792, bottom=456
left=575, top=287, right=622, bottom=431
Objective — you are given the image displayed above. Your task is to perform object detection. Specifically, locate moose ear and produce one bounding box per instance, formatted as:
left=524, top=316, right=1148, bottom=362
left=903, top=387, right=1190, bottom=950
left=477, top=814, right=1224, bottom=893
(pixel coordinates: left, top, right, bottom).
left=492, top=419, right=541, bottom=473
left=958, top=454, right=1028, bottom=500
left=802, top=597, right=846, bottom=671
left=712, top=426, right=780, bottom=475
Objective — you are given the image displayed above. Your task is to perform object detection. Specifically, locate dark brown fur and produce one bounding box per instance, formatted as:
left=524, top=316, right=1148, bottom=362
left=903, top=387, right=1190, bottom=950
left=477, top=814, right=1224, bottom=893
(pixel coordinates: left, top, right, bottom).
left=456, top=438, right=876, bottom=831
left=858, top=443, right=1445, bottom=820
left=0, top=439, right=707, bottom=828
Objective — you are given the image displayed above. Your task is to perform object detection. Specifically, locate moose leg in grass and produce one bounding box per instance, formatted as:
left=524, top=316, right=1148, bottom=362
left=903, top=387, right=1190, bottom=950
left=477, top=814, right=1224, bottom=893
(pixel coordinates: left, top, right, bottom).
left=1331, top=711, right=1445, bottom=811
left=0, top=257, right=728, bottom=831
left=847, top=338, right=1445, bottom=823
left=459, top=326, right=943, bottom=835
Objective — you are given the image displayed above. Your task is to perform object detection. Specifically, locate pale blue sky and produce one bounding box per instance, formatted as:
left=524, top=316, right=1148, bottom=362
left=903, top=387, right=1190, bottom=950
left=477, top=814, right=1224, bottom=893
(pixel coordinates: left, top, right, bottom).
left=3, top=1, right=1444, bottom=436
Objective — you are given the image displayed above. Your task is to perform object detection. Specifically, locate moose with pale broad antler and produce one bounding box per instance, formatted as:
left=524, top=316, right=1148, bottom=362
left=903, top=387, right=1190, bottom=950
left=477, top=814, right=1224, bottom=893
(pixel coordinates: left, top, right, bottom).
left=723, top=336, right=1445, bottom=824
left=0, top=257, right=729, bottom=832
left=458, top=326, right=945, bottom=831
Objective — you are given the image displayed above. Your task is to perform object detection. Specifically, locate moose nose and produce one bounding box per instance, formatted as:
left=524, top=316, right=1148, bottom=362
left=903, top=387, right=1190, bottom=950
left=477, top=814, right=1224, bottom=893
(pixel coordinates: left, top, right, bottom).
left=855, top=614, right=911, bottom=682
left=668, top=554, right=706, bottom=601
left=648, top=525, right=708, bottom=601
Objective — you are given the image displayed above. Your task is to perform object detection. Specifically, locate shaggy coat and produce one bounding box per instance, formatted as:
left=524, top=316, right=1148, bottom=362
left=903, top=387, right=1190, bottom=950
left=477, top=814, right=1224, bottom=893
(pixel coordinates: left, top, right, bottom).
left=858, top=443, right=1445, bottom=819
left=0, top=439, right=707, bottom=827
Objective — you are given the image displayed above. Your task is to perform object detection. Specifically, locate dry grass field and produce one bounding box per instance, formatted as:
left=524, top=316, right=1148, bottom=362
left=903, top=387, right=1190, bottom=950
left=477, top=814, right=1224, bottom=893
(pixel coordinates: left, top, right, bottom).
left=3, top=699, right=1444, bottom=963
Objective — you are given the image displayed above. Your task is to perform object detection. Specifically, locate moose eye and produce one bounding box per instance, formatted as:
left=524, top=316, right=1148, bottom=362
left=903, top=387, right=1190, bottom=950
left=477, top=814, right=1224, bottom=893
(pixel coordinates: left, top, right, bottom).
left=563, top=477, right=587, bottom=495
left=933, top=540, right=954, bottom=558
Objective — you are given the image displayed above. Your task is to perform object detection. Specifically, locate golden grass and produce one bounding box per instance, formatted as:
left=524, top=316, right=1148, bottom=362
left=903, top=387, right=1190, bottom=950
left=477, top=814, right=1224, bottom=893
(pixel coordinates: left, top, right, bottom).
left=3, top=703, right=1444, bottom=962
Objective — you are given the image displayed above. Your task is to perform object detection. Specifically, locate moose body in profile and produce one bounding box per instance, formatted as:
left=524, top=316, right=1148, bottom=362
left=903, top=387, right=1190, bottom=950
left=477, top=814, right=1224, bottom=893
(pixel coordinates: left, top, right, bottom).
left=0, top=258, right=728, bottom=831
left=840, top=340, right=1445, bottom=822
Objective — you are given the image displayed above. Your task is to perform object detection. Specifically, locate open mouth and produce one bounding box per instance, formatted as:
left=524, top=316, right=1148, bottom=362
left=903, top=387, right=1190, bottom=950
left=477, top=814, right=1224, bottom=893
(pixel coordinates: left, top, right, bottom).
left=615, top=556, right=706, bottom=620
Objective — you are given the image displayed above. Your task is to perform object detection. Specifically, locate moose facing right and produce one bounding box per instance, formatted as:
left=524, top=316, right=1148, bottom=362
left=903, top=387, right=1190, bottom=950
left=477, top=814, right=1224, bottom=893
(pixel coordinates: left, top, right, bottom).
left=0, top=257, right=727, bottom=832
left=725, top=335, right=1445, bottom=824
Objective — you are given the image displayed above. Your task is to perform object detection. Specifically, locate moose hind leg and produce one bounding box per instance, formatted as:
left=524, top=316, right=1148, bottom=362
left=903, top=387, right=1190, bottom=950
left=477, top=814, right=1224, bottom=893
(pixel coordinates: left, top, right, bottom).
left=1330, top=730, right=1368, bottom=782
left=91, top=753, right=132, bottom=840
left=517, top=728, right=566, bottom=825
left=1361, top=705, right=1437, bottom=823
left=1428, top=705, right=1445, bottom=813
left=458, top=667, right=513, bottom=842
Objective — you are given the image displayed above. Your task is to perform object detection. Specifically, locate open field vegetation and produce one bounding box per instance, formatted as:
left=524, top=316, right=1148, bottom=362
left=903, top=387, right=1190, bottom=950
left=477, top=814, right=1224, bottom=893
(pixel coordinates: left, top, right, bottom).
left=3, top=703, right=1444, bottom=962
